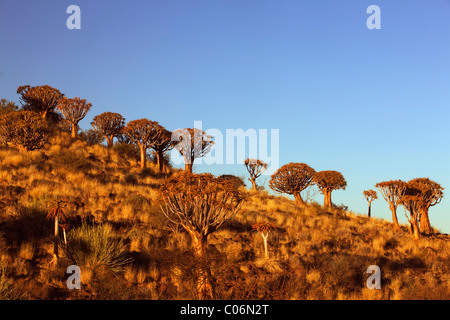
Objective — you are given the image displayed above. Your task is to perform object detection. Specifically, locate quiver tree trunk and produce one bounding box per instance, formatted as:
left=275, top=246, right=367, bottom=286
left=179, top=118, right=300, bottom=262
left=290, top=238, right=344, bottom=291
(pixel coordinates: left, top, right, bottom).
left=261, top=233, right=269, bottom=259
left=389, top=204, right=401, bottom=231
left=53, top=215, right=59, bottom=263
left=250, top=178, right=257, bottom=191
left=188, top=229, right=214, bottom=300
left=420, top=209, right=433, bottom=234
left=294, top=192, right=306, bottom=207
left=106, top=135, right=114, bottom=148
left=185, top=162, right=193, bottom=173
left=156, top=151, right=164, bottom=173
left=323, top=189, right=332, bottom=208
left=367, top=202, right=372, bottom=218
left=412, top=221, right=420, bottom=241
left=139, top=145, right=147, bottom=169
left=71, top=123, right=78, bottom=139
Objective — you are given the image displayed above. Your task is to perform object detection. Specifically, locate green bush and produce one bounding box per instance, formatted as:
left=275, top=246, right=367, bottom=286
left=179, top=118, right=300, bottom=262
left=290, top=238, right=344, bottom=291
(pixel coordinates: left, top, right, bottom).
left=63, top=222, right=132, bottom=274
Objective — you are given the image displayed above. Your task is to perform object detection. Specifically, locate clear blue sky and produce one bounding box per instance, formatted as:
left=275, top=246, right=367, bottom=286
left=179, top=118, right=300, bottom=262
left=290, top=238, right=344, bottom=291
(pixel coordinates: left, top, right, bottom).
left=1, top=0, right=449, bottom=232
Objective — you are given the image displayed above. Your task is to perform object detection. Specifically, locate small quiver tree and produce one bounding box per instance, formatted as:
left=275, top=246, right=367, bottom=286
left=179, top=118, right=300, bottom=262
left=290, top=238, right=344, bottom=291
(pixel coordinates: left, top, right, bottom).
left=244, top=158, right=268, bottom=191
left=46, top=199, right=70, bottom=264
left=57, top=97, right=92, bottom=139
left=268, top=162, right=316, bottom=207
left=252, top=221, right=277, bottom=259
left=159, top=172, right=245, bottom=299
left=313, top=170, right=347, bottom=208
left=363, top=189, right=377, bottom=218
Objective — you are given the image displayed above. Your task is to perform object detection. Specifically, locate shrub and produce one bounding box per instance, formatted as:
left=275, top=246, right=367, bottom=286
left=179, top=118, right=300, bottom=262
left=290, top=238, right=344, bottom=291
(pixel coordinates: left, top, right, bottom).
left=63, top=222, right=132, bottom=274
left=0, top=267, right=24, bottom=300
left=79, top=129, right=105, bottom=145
left=51, top=150, right=92, bottom=172
left=113, top=142, right=140, bottom=161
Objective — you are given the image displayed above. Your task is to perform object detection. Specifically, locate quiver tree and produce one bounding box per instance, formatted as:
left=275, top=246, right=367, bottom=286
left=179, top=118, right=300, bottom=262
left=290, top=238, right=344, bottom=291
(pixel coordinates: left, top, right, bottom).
left=159, top=172, right=245, bottom=299
left=122, top=119, right=160, bottom=169
left=46, top=199, right=69, bottom=263
left=363, top=189, right=377, bottom=218
left=399, top=185, right=423, bottom=241
left=0, top=111, right=52, bottom=151
left=408, top=178, right=443, bottom=234
left=252, top=222, right=277, bottom=259
left=268, top=162, right=316, bottom=207
left=375, top=180, right=406, bottom=231
left=172, top=128, right=214, bottom=173
left=17, top=85, right=64, bottom=120
left=313, top=170, right=347, bottom=208
left=244, top=158, right=268, bottom=191
left=91, top=112, right=125, bottom=147
left=150, top=124, right=175, bottom=173
left=57, top=97, right=92, bottom=139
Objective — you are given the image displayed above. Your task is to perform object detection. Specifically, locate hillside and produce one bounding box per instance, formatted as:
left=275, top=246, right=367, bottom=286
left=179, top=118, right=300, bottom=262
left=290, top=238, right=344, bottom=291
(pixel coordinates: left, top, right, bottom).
left=0, top=133, right=449, bottom=300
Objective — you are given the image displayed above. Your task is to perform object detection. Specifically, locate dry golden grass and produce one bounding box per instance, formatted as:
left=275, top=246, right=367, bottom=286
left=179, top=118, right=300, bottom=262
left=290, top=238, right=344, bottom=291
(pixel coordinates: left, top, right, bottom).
left=0, top=132, right=448, bottom=300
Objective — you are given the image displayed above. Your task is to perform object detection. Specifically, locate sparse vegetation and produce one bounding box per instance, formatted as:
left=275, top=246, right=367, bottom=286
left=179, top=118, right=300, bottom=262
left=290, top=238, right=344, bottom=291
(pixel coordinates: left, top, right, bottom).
left=0, top=91, right=447, bottom=301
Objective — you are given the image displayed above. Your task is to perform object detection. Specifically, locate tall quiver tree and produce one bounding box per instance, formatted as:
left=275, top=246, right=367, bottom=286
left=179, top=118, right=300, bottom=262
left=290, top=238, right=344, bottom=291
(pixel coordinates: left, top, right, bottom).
left=375, top=180, right=406, bottom=231
left=408, top=178, right=443, bottom=234
left=150, top=124, right=175, bottom=173
left=269, top=162, right=316, bottom=207
left=313, top=170, right=347, bottom=208
left=17, top=85, right=64, bottom=120
left=172, top=128, right=214, bottom=173
left=91, top=112, right=125, bottom=147
left=159, top=173, right=245, bottom=299
left=244, top=158, right=268, bottom=191
left=57, top=97, right=92, bottom=139
left=363, top=189, right=377, bottom=218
